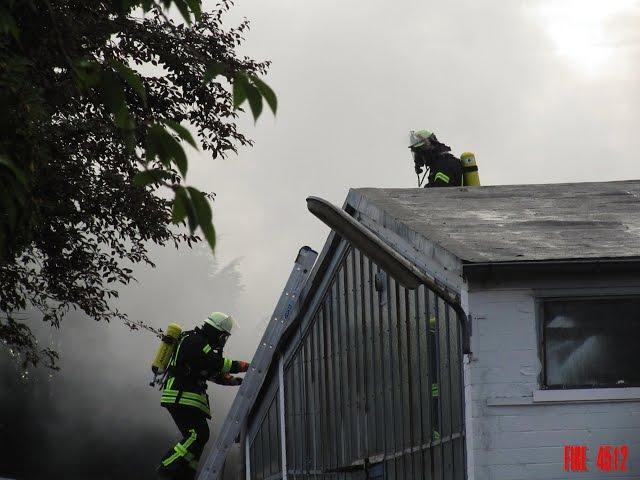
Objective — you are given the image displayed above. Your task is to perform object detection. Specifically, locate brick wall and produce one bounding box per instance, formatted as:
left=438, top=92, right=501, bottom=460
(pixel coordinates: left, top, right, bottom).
left=467, top=288, right=640, bottom=480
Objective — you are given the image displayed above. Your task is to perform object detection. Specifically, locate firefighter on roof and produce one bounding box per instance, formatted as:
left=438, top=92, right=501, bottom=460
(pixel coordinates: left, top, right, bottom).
left=409, top=130, right=480, bottom=187
left=156, top=312, right=249, bottom=480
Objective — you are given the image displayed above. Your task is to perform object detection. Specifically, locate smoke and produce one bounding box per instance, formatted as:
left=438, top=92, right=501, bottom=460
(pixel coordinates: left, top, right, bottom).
left=0, top=243, right=250, bottom=480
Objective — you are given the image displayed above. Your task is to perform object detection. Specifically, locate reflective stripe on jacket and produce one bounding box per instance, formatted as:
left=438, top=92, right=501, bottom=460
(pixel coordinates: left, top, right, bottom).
left=426, top=152, right=463, bottom=187
left=160, top=328, right=237, bottom=417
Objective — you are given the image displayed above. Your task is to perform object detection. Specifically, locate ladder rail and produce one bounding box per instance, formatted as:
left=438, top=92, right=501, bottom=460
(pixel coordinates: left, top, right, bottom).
left=197, top=246, right=318, bottom=480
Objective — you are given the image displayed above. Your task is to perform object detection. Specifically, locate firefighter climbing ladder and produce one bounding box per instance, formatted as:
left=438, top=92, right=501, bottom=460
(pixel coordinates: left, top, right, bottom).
left=197, top=246, right=318, bottom=480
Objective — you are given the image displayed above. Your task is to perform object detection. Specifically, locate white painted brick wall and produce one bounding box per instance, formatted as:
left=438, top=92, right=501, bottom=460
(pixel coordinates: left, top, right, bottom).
left=467, top=287, right=640, bottom=480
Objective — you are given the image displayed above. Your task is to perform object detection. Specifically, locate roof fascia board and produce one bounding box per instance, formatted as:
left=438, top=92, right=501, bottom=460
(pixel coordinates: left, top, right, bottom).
left=464, top=258, right=640, bottom=285
left=349, top=189, right=465, bottom=291
left=355, top=209, right=465, bottom=294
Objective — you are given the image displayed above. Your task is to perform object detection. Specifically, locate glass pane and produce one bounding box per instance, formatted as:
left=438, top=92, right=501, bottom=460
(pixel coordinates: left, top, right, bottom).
left=544, top=297, right=640, bottom=388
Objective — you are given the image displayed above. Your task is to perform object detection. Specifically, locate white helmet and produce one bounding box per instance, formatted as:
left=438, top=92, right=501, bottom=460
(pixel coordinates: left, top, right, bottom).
left=409, top=129, right=435, bottom=149
left=204, top=312, right=236, bottom=335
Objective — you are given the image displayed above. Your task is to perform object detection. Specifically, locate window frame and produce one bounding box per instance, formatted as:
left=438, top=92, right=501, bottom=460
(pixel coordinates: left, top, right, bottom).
left=536, top=290, right=640, bottom=390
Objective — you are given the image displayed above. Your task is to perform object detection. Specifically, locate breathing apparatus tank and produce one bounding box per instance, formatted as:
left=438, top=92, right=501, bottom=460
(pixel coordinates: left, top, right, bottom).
left=149, top=323, right=182, bottom=387
left=460, top=152, right=481, bottom=186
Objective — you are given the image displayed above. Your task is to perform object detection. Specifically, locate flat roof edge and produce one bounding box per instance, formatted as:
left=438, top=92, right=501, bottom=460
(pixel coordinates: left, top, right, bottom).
left=463, top=257, right=640, bottom=281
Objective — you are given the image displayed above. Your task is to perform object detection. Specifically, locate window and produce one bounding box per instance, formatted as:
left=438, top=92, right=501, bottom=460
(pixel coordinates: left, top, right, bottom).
left=542, top=296, right=640, bottom=389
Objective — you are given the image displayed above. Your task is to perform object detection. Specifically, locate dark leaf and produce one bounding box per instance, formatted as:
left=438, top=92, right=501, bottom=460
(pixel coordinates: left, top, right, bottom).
left=232, top=73, right=248, bottom=109
left=146, top=124, right=188, bottom=176
left=245, top=82, right=262, bottom=121
left=184, top=198, right=198, bottom=232
left=164, top=133, right=188, bottom=177
left=133, top=168, right=173, bottom=187
left=172, top=187, right=188, bottom=223
left=0, top=155, right=27, bottom=185
left=204, top=61, right=228, bottom=84
left=144, top=125, right=162, bottom=164
left=75, top=59, right=101, bottom=88
left=100, top=70, right=132, bottom=129
left=111, top=0, right=134, bottom=16
left=108, top=59, right=147, bottom=106
left=251, top=75, right=277, bottom=114
left=165, top=120, right=197, bottom=149
left=200, top=219, right=216, bottom=251
left=187, top=187, right=212, bottom=225
left=0, top=7, right=20, bottom=40
left=173, top=0, right=192, bottom=24
left=185, top=0, right=202, bottom=21
left=188, top=187, right=215, bottom=250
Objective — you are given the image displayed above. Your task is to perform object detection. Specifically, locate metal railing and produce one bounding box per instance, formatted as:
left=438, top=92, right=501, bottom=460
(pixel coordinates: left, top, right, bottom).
left=248, top=246, right=466, bottom=480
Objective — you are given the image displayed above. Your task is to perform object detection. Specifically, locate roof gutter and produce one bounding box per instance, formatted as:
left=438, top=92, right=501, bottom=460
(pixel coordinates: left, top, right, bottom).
left=464, top=257, right=640, bottom=282
left=307, top=196, right=471, bottom=354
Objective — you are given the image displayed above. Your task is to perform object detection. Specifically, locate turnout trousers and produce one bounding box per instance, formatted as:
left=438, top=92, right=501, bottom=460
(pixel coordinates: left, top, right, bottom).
left=158, top=405, right=210, bottom=480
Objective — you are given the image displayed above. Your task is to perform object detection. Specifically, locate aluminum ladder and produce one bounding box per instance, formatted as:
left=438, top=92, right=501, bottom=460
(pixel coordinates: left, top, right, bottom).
left=197, top=246, right=318, bottom=480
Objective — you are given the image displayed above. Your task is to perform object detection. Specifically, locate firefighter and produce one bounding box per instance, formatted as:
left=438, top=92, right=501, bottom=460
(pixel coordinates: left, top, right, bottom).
left=409, top=130, right=463, bottom=187
left=157, top=312, right=249, bottom=480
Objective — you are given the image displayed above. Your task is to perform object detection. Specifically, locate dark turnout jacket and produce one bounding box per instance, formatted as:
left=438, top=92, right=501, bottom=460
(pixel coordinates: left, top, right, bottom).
left=160, top=327, right=246, bottom=418
left=426, top=152, right=463, bottom=188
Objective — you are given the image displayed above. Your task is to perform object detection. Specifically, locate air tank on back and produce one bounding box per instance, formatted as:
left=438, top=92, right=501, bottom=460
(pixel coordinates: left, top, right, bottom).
left=460, top=152, right=481, bottom=186
left=150, top=323, right=182, bottom=386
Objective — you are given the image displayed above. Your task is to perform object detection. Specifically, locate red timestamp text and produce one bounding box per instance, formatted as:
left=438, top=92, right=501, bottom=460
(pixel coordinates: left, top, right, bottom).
left=563, top=445, right=628, bottom=472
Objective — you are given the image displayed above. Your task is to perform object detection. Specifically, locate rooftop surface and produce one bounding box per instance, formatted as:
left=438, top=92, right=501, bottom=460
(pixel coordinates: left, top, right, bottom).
left=354, top=180, right=640, bottom=263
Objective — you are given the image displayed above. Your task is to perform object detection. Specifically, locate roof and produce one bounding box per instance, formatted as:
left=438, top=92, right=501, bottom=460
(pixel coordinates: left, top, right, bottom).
left=354, top=180, right=640, bottom=264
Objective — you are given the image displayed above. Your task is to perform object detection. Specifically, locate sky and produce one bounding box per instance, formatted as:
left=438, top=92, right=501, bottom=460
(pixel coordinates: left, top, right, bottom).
left=1, top=0, right=639, bottom=478
left=200, top=0, right=640, bottom=333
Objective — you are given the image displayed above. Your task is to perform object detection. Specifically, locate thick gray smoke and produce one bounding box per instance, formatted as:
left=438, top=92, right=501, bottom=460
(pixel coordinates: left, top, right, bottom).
left=0, top=244, right=254, bottom=480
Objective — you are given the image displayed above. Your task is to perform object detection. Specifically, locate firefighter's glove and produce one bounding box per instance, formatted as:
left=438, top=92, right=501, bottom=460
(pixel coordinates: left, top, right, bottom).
left=217, top=373, right=242, bottom=386
left=225, top=374, right=242, bottom=386
left=237, top=361, right=250, bottom=373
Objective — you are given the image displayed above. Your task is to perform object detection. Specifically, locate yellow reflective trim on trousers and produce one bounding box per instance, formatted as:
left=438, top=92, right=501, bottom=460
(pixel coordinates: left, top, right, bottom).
left=161, top=397, right=210, bottom=414
left=162, top=429, right=197, bottom=466
left=162, top=451, right=181, bottom=467
left=166, top=377, right=174, bottom=390
left=162, top=389, right=207, bottom=400
left=161, top=392, right=209, bottom=404
left=176, top=429, right=198, bottom=461
left=221, top=357, right=232, bottom=374
left=183, top=429, right=197, bottom=451
left=160, top=395, right=209, bottom=407
left=161, top=390, right=209, bottom=405
left=432, top=383, right=439, bottom=397
left=203, top=344, right=212, bottom=354
left=161, top=397, right=211, bottom=415
left=434, top=172, right=450, bottom=183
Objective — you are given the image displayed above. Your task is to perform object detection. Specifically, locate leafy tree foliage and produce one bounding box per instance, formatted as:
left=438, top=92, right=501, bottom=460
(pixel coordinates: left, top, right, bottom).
left=0, top=0, right=276, bottom=368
